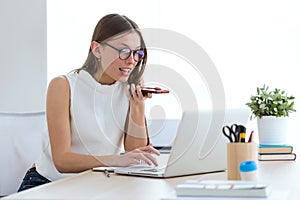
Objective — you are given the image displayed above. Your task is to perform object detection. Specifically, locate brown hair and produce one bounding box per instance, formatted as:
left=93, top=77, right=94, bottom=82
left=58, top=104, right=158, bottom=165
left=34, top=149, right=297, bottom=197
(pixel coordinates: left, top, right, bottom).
left=75, top=14, right=147, bottom=85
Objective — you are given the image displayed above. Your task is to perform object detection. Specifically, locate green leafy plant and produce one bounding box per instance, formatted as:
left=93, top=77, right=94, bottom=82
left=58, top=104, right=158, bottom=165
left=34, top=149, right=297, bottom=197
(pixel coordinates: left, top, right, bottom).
left=246, top=85, right=296, bottom=119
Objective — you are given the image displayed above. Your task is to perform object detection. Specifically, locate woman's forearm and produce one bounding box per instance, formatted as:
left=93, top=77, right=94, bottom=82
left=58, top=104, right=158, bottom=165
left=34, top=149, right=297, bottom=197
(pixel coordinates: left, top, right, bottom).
left=52, top=152, right=120, bottom=173
left=124, top=102, right=148, bottom=151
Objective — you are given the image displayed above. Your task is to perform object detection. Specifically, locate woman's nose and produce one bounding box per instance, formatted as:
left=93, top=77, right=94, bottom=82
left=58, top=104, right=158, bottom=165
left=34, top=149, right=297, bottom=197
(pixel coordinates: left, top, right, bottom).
left=125, top=52, right=135, bottom=64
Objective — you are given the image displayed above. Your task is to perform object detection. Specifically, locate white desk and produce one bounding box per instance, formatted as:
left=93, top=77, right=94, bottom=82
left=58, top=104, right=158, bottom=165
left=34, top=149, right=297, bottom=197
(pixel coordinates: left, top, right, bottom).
left=4, top=154, right=300, bottom=200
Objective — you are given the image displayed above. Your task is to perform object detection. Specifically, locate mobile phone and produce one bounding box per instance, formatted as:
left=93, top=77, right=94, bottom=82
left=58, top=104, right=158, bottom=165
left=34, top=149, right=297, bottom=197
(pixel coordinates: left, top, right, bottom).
left=141, top=86, right=169, bottom=96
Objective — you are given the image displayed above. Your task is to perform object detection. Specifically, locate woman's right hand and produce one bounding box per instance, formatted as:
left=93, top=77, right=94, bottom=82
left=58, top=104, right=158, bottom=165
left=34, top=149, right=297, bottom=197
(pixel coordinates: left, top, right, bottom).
left=117, top=145, right=160, bottom=167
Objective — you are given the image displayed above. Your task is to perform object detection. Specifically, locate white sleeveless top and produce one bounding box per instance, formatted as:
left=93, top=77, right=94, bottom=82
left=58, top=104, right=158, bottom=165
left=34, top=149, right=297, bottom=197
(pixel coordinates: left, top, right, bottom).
left=35, top=70, right=129, bottom=181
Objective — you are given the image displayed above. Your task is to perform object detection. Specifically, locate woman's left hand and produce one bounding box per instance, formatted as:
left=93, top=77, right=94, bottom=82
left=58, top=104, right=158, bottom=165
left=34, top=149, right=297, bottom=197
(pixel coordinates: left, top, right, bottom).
left=126, top=144, right=160, bottom=166
left=134, top=143, right=160, bottom=155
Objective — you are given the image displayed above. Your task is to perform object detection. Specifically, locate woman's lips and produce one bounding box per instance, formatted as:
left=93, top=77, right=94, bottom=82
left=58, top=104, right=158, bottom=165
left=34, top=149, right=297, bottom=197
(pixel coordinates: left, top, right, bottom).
left=119, top=67, right=132, bottom=76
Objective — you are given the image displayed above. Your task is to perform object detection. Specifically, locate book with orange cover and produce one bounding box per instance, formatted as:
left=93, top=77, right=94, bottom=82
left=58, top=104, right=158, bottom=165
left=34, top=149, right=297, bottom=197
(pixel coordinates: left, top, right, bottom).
left=258, top=144, right=293, bottom=154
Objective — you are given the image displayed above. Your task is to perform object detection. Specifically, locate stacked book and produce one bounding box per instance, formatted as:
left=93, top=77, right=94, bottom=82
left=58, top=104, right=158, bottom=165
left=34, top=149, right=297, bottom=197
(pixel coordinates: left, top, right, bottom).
left=258, top=144, right=297, bottom=161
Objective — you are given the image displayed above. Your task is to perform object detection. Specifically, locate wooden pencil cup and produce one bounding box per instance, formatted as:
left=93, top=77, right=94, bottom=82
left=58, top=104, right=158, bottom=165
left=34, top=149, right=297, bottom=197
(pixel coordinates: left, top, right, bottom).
left=227, top=143, right=257, bottom=180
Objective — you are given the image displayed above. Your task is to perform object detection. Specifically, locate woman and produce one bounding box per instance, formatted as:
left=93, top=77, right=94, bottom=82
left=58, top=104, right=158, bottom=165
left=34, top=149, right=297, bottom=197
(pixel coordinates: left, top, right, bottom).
left=18, top=13, right=159, bottom=192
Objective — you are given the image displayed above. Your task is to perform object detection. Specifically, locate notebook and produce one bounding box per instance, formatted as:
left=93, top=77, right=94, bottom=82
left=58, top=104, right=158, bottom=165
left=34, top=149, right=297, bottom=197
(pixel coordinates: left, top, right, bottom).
left=96, top=109, right=250, bottom=178
left=175, top=180, right=271, bottom=198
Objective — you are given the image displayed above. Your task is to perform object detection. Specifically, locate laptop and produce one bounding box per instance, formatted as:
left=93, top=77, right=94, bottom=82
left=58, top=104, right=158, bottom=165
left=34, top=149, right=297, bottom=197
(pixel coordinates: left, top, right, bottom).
left=95, top=109, right=250, bottom=178
left=148, top=118, right=181, bottom=153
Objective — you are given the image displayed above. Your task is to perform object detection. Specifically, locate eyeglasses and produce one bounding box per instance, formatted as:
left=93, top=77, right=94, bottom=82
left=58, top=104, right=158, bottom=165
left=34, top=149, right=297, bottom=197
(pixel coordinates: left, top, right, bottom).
left=101, top=42, right=145, bottom=62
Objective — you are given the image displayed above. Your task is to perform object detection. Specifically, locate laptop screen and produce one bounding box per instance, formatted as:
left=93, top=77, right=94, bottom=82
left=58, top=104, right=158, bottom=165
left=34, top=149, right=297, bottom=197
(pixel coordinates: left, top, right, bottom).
left=147, top=118, right=180, bottom=147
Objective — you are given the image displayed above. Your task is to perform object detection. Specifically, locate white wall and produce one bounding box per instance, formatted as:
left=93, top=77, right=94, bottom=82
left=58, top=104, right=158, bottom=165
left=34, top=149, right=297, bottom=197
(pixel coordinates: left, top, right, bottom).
left=47, top=0, right=300, bottom=105
left=0, top=0, right=47, bottom=113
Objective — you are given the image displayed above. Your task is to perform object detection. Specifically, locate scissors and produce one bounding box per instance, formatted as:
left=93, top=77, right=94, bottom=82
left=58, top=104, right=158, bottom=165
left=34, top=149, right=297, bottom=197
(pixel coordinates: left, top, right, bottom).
left=222, top=124, right=240, bottom=143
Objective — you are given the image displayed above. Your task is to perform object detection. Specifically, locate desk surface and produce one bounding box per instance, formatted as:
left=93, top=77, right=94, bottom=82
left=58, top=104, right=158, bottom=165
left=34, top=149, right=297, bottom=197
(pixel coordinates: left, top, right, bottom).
left=4, top=154, right=300, bottom=200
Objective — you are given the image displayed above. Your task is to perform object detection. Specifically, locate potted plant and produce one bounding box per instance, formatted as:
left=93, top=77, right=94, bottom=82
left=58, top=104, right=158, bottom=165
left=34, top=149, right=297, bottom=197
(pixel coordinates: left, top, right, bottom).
left=246, top=85, right=296, bottom=145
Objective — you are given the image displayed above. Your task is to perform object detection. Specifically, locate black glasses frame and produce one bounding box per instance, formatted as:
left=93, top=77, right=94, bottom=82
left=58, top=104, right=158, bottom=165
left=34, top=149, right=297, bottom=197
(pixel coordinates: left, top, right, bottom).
left=101, top=42, right=145, bottom=62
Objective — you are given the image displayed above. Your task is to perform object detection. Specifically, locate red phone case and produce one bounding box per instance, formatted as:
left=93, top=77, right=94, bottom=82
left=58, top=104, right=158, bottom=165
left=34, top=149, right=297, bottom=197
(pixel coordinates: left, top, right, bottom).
left=141, top=87, right=169, bottom=96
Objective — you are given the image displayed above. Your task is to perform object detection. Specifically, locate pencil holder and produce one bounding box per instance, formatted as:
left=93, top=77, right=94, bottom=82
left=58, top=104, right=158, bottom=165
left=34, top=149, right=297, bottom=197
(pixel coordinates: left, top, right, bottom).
left=227, top=143, right=257, bottom=180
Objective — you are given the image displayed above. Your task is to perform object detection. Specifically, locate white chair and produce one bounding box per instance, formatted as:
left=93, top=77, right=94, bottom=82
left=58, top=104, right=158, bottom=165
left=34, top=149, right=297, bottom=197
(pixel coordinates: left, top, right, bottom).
left=0, top=112, right=46, bottom=196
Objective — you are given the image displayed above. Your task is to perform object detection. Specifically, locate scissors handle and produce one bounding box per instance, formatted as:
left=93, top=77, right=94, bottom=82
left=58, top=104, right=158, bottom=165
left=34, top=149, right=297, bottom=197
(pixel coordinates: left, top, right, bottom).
left=222, top=126, right=235, bottom=142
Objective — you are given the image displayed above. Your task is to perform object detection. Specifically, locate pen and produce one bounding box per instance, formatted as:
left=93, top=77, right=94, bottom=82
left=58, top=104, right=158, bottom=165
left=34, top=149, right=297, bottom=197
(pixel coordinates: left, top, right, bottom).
left=104, top=169, right=110, bottom=178
left=239, top=132, right=246, bottom=143
left=248, top=130, right=254, bottom=143
left=239, top=126, right=246, bottom=143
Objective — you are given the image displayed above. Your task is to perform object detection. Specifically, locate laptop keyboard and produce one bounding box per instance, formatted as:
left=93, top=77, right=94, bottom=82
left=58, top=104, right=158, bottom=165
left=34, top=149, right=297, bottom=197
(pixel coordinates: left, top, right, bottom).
left=141, top=168, right=161, bottom=172
left=128, top=164, right=166, bottom=173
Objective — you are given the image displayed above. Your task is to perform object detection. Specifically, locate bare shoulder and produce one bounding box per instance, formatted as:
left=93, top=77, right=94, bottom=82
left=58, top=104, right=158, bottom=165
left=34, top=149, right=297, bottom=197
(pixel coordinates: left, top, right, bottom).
left=48, top=76, right=69, bottom=89
left=47, top=76, right=70, bottom=99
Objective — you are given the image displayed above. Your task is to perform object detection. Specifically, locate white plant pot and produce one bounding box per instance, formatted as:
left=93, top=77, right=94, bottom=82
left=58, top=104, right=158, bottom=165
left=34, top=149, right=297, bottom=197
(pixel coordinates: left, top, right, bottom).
left=257, top=116, right=288, bottom=145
